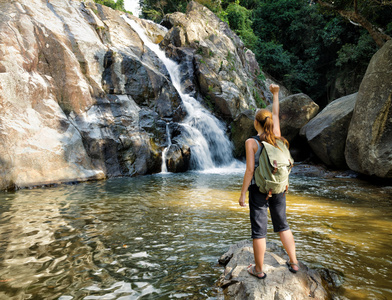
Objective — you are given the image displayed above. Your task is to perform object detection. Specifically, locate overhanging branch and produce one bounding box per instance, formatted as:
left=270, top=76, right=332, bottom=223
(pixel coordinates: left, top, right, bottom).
left=315, top=0, right=391, bottom=47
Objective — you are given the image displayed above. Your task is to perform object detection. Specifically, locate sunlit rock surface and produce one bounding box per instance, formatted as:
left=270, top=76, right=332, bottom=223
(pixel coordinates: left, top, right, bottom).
left=345, top=40, right=392, bottom=178
left=0, top=0, right=187, bottom=189
left=218, top=241, right=331, bottom=300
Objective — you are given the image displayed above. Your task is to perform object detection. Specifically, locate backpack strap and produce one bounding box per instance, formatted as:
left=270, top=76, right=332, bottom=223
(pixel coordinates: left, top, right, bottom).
left=250, top=136, right=263, bottom=186
left=252, top=135, right=262, bottom=144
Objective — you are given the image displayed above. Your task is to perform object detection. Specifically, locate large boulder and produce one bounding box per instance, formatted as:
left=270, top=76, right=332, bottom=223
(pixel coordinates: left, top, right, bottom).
left=271, top=93, right=319, bottom=142
left=231, top=94, right=319, bottom=159
left=300, top=93, right=357, bottom=168
left=217, top=241, right=331, bottom=299
left=160, top=1, right=268, bottom=121
left=345, top=40, right=392, bottom=178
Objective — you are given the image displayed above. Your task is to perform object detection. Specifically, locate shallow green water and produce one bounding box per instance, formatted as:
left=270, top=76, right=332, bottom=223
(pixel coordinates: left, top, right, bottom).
left=0, top=168, right=391, bottom=299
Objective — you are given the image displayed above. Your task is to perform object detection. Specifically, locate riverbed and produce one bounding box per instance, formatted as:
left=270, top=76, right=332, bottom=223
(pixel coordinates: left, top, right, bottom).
left=0, top=167, right=391, bottom=299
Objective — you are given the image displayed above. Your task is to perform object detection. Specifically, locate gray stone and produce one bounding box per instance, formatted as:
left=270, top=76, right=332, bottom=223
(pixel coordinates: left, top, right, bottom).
left=345, top=40, right=392, bottom=178
left=300, top=93, right=357, bottom=168
left=230, top=110, right=257, bottom=158
left=217, top=241, right=331, bottom=300
left=269, top=93, right=319, bottom=142
left=165, top=144, right=191, bottom=173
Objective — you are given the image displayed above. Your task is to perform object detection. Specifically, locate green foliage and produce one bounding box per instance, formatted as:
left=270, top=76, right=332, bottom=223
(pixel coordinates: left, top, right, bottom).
left=140, top=0, right=188, bottom=22
left=142, top=9, right=161, bottom=22
left=196, top=0, right=222, bottom=13
left=225, top=2, right=257, bottom=49
left=252, top=0, right=379, bottom=105
left=217, top=10, right=229, bottom=24
left=253, top=89, right=266, bottom=108
left=255, top=42, right=293, bottom=77
left=336, top=34, right=378, bottom=67
left=93, top=0, right=131, bottom=13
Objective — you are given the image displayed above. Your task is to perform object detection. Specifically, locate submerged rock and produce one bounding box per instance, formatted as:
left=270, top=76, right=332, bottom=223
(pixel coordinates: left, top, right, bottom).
left=217, top=241, right=331, bottom=299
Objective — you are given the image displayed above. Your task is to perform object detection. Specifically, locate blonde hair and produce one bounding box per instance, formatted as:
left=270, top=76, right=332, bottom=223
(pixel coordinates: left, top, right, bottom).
left=255, top=109, right=289, bottom=148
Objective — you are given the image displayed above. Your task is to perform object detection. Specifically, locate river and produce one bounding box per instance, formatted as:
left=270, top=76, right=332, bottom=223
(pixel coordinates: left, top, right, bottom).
left=0, top=168, right=391, bottom=299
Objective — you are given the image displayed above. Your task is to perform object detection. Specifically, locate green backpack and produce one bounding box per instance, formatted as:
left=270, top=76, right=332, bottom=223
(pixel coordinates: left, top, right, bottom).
left=253, top=136, right=294, bottom=198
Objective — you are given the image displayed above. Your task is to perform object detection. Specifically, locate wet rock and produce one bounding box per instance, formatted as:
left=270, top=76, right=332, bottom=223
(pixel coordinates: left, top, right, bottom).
left=291, top=163, right=358, bottom=179
left=230, top=110, right=257, bottom=158
left=300, top=93, right=357, bottom=169
left=345, top=40, right=392, bottom=178
left=217, top=241, right=331, bottom=300
left=165, top=144, right=191, bottom=173
left=164, top=45, right=198, bottom=96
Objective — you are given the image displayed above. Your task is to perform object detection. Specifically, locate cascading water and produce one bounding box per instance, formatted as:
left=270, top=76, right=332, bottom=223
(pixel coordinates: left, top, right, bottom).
left=161, top=123, right=172, bottom=173
left=123, top=16, right=239, bottom=172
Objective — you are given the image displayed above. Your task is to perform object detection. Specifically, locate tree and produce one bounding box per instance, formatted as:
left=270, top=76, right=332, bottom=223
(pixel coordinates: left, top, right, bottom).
left=225, top=1, right=257, bottom=49
left=315, top=0, right=392, bottom=47
left=94, top=0, right=130, bottom=13
left=252, top=0, right=378, bottom=105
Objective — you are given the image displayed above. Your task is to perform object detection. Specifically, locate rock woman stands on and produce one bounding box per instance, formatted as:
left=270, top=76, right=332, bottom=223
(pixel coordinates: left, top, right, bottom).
left=238, top=84, right=299, bottom=279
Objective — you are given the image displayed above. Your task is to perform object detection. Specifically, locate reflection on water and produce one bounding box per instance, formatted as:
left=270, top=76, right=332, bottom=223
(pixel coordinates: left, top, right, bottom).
left=0, top=170, right=391, bottom=299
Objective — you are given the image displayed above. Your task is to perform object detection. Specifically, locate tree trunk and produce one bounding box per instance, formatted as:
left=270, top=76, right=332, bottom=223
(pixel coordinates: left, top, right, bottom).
left=316, top=0, right=391, bottom=48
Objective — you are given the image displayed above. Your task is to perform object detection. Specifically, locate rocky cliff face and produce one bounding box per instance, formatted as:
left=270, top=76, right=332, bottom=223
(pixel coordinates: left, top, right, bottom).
left=160, top=1, right=268, bottom=120
left=0, top=0, right=267, bottom=190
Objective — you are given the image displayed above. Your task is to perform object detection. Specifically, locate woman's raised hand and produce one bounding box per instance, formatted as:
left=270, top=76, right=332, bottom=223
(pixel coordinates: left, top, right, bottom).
left=269, top=84, right=280, bottom=94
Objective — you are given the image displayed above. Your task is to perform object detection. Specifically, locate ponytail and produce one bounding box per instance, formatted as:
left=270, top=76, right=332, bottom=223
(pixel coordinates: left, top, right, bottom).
left=255, top=109, right=289, bottom=149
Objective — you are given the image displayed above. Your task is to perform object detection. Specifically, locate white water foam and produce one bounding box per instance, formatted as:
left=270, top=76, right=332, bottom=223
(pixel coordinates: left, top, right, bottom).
left=161, top=123, right=172, bottom=173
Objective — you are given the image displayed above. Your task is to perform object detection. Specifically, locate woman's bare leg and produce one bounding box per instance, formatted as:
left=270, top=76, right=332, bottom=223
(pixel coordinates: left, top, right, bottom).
left=279, top=230, right=299, bottom=271
left=253, top=238, right=266, bottom=273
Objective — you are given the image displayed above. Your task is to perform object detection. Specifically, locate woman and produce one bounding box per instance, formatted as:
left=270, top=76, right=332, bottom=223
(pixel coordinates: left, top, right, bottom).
left=238, top=84, right=299, bottom=279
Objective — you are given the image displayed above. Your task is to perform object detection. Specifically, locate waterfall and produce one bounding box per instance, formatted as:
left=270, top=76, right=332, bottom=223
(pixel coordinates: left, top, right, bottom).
left=161, top=123, right=172, bottom=173
left=123, top=16, right=239, bottom=172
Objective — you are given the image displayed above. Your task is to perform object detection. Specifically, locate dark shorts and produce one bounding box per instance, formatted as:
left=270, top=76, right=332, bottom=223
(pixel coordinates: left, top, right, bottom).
left=248, top=184, right=290, bottom=239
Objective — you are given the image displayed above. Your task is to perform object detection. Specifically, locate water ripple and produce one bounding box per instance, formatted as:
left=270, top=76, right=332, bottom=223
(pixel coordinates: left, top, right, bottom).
left=0, top=173, right=391, bottom=299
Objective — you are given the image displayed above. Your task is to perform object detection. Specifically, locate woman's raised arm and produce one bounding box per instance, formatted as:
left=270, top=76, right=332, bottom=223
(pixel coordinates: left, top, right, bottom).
left=270, top=84, right=281, bottom=137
